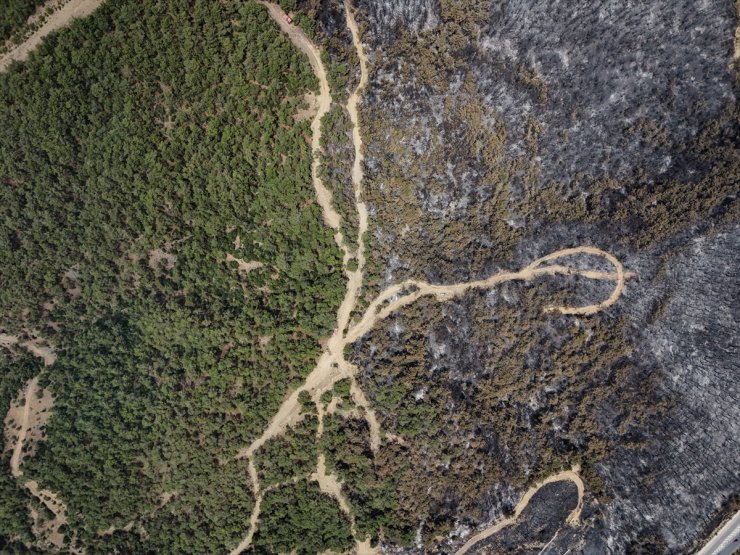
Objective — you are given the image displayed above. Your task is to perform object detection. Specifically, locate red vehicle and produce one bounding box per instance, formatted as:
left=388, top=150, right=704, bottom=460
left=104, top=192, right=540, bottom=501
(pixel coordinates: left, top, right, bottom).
left=284, top=13, right=293, bottom=24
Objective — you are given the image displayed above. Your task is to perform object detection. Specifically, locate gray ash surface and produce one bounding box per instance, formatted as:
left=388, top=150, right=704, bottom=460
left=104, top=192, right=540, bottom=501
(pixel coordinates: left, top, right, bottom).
left=344, top=0, right=739, bottom=552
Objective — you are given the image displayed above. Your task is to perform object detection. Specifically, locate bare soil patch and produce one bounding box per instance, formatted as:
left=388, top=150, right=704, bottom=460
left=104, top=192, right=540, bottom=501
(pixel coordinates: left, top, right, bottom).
left=294, top=91, right=319, bottom=122
left=4, top=377, right=54, bottom=476
left=27, top=479, right=69, bottom=550
left=225, top=253, right=264, bottom=274
left=0, top=333, right=56, bottom=366
left=312, top=454, right=351, bottom=515
left=148, top=248, right=177, bottom=270
left=3, top=376, right=71, bottom=551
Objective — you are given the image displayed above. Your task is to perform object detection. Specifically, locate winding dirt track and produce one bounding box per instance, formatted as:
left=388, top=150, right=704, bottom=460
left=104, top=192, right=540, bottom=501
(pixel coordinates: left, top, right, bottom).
left=232, top=3, right=635, bottom=555
left=344, top=246, right=631, bottom=344
left=0, top=0, right=103, bottom=72
left=454, top=467, right=585, bottom=555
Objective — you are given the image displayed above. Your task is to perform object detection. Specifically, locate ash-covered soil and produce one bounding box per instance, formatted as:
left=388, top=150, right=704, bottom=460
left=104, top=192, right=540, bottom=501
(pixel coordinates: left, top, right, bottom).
left=342, top=0, right=739, bottom=552
left=475, top=0, right=736, bottom=185
left=473, top=481, right=579, bottom=554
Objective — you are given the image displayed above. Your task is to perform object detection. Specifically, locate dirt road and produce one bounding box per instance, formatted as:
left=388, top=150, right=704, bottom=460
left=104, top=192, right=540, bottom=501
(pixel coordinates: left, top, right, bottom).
left=2, top=336, right=56, bottom=478
left=345, top=0, right=371, bottom=262
left=7, top=377, right=38, bottom=477
left=236, top=1, right=373, bottom=462
left=454, top=467, right=585, bottom=555
left=232, top=4, right=374, bottom=554
left=344, top=246, right=632, bottom=344
left=0, top=0, right=103, bottom=72
left=0, top=0, right=634, bottom=552
left=232, top=5, right=632, bottom=555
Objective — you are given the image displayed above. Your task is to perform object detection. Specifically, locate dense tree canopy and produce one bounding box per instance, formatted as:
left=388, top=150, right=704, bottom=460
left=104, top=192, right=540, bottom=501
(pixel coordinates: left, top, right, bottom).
left=0, top=0, right=44, bottom=41
left=0, top=0, right=345, bottom=551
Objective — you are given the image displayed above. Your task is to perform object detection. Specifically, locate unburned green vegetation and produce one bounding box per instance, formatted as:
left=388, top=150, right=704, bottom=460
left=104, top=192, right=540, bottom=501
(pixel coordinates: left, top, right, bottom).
left=0, top=0, right=44, bottom=42
left=256, top=413, right=318, bottom=487
left=320, top=414, right=400, bottom=543
left=0, top=0, right=345, bottom=551
left=251, top=480, right=354, bottom=554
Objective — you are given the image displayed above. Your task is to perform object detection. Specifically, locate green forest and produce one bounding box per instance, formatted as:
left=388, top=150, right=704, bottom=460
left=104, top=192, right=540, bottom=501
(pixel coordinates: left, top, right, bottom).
left=0, top=0, right=347, bottom=552
left=0, top=0, right=44, bottom=41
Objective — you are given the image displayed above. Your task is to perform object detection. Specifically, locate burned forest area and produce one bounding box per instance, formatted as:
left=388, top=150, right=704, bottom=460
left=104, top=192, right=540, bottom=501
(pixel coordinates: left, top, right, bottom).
left=0, top=0, right=738, bottom=554
left=336, top=0, right=738, bottom=552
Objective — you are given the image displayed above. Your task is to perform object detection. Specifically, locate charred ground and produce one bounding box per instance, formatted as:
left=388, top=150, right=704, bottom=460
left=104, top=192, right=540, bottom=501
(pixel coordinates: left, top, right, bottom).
left=307, top=0, right=740, bottom=552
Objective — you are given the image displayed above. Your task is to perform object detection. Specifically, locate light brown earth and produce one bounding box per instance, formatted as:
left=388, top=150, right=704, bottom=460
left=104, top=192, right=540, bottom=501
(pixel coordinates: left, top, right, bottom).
left=343, top=246, right=632, bottom=345
left=228, top=472, right=311, bottom=555
left=260, top=1, right=342, bottom=233
left=63, top=267, right=82, bottom=298
left=3, top=375, right=72, bottom=551
left=294, top=91, right=320, bottom=122
left=313, top=454, right=351, bottom=515
left=225, top=253, right=264, bottom=274
left=148, top=248, right=177, bottom=270
left=2, top=334, right=75, bottom=550
left=96, top=491, right=175, bottom=536
left=26, top=479, right=70, bottom=550
left=97, top=520, right=135, bottom=537
left=4, top=377, right=54, bottom=476
left=0, top=333, right=57, bottom=366
left=0, top=0, right=104, bottom=72
left=0, top=1, right=635, bottom=552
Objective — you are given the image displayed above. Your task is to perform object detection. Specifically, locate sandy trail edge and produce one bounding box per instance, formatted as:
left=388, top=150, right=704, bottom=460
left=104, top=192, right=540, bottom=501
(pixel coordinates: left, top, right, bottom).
left=454, top=467, right=585, bottom=555
left=228, top=471, right=312, bottom=555
left=7, top=377, right=38, bottom=477
left=0, top=0, right=104, bottom=72
left=260, top=2, right=341, bottom=232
